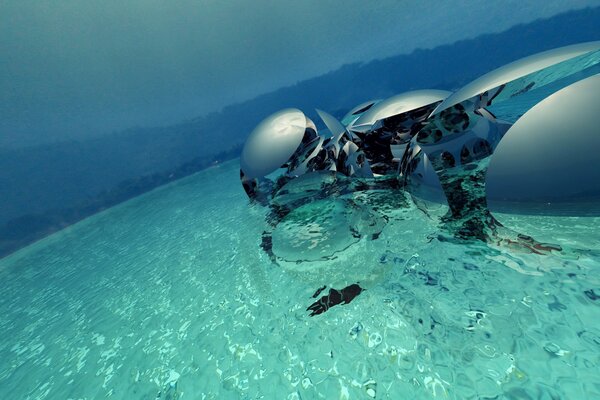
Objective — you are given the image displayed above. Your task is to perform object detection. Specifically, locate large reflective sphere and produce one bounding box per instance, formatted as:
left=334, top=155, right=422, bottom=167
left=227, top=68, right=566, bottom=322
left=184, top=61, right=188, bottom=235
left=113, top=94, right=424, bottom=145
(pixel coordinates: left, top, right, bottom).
left=240, top=108, right=307, bottom=179
left=432, top=41, right=600, bottom=115
left=486, top=74, right=600, bottom=210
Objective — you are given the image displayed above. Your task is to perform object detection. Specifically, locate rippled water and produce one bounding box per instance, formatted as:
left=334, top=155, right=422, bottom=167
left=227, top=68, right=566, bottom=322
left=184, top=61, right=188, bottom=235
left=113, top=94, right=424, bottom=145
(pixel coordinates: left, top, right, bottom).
left=1, top=160, right=599, bottom=399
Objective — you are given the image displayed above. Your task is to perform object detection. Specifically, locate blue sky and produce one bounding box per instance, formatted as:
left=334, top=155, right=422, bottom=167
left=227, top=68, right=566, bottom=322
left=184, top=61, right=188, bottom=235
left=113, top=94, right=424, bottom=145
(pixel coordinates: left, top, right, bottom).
left=1, top=0, right=598, bottom=147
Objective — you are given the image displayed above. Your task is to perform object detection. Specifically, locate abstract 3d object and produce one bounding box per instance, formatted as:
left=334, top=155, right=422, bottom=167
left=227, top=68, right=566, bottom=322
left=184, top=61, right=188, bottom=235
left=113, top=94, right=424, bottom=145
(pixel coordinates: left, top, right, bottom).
left=239, top=41, right=600, bottom=262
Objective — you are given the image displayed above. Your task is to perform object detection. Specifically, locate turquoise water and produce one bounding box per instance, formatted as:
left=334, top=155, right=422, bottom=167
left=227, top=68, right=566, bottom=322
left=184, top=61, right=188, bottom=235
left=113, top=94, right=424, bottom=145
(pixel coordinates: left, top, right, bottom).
left=1, top=159, right=599, bottom=399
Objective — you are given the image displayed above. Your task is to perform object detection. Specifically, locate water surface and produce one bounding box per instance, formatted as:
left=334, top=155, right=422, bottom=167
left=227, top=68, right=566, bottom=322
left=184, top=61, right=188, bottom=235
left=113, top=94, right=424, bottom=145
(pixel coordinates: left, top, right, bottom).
left=1, top=160, right=599, bottom=399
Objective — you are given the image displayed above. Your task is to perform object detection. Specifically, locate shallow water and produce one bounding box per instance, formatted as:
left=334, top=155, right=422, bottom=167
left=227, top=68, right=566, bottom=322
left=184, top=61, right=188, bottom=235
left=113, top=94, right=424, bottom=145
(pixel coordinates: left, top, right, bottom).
left=1, top=159, right=599, bottom=399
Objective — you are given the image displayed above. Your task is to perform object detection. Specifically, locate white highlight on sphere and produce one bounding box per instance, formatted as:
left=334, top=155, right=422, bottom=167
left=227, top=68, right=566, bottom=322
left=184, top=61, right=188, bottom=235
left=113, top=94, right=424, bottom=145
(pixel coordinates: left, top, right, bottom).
left=240, top=108, right=306, bottom=179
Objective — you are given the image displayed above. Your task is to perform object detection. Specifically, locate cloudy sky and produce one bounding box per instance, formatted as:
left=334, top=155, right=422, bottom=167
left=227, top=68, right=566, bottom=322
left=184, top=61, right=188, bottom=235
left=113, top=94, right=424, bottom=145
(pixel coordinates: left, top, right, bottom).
left=1, top=0, right=598, bottom=147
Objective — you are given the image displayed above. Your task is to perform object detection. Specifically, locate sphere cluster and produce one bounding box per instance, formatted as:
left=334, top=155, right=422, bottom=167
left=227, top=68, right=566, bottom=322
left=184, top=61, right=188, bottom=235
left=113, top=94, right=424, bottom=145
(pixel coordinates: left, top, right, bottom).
left=239, top=41, right=600, bottom=255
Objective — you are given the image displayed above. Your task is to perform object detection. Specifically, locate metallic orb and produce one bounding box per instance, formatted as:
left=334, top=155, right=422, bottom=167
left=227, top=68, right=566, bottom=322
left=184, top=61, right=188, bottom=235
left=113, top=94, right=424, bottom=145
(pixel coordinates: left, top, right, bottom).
left=240, top=108, right=329, bottom=200
left=432, top=41, right=600, bottom=116
left=240, top=108, right=307, bottom=180
left=486, top=74, right=600, bottom=212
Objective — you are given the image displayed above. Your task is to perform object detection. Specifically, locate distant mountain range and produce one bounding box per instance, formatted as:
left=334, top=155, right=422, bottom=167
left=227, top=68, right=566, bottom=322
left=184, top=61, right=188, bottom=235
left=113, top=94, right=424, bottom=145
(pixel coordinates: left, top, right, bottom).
left=1, top=6, right=599, bottom=258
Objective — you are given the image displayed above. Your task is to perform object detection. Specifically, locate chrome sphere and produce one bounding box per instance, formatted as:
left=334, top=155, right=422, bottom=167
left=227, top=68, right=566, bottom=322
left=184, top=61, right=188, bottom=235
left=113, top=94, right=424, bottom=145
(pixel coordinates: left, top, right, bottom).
left=240, top=108, right=307, bottom=180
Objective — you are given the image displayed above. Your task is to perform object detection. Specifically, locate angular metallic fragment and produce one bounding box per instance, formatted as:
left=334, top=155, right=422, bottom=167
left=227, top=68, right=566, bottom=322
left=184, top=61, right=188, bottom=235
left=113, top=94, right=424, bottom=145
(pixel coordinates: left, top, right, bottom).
left=350, top=90, right=451, bottom=175
left=399, top=142, right=447, bottom=206
left=338, top=141, right=373, bottom=178
left=354, top=90, right=451, bottom=130
left=317, top=109, right=373, bottom=178
left=317, top=109, right=346, bottom=140
left=341, top=99, right=381, bottom=127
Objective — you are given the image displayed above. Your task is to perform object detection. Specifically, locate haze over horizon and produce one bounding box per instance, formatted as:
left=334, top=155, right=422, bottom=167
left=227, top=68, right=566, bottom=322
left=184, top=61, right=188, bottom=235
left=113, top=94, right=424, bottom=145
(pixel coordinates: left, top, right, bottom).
left=1, top=0, right=599, bottom=148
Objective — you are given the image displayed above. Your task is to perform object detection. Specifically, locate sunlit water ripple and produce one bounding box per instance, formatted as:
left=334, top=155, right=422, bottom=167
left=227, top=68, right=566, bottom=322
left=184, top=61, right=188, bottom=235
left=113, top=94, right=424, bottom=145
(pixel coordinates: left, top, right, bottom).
left=0, top=160, right=599, bottom=399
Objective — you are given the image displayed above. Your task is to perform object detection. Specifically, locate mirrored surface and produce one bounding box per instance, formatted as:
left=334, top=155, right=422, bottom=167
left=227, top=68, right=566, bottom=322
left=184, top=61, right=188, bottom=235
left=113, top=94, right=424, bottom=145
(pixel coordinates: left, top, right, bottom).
left=487, top=74, right=600, bottom=212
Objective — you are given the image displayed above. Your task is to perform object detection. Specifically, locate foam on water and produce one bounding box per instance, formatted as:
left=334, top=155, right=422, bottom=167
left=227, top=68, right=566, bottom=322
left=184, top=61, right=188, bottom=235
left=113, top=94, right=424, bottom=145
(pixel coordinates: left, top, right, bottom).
left=0, top=160, right=599, bottom=399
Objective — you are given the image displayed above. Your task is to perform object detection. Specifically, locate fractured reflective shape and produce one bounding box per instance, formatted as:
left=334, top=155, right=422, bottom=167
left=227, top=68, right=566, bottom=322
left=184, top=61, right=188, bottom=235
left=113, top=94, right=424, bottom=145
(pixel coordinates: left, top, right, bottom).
left=239, top=42, right=599, bottom=260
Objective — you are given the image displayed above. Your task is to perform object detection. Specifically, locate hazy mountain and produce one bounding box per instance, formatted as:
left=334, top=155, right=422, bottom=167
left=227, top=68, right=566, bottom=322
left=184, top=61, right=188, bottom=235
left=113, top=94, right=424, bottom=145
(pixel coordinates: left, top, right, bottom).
left=1, top=6, right=599, bottom=257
